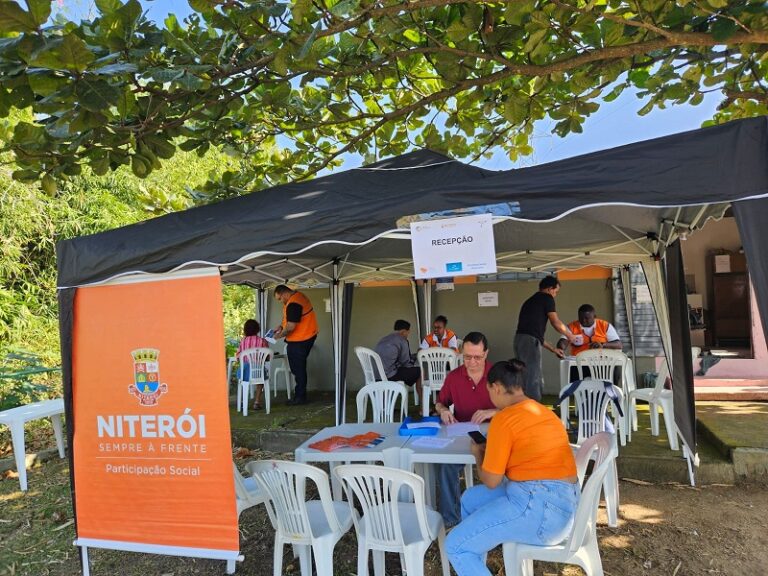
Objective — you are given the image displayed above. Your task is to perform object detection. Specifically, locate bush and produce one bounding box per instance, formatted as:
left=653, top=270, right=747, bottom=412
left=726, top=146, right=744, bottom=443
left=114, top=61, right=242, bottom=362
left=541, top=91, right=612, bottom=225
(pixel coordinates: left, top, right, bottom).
left=0, top=350, right=61, bottom=411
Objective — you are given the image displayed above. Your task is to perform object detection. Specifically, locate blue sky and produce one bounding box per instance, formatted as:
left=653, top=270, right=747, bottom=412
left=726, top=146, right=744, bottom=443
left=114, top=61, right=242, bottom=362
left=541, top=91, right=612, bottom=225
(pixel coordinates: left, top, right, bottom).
left=61, top=0, right=722, bottom=171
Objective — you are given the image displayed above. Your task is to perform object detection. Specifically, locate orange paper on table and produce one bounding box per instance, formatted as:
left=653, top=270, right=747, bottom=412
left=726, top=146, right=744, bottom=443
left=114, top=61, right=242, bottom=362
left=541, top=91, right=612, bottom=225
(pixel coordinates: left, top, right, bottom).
left=72, top=273, right=238, bottom=552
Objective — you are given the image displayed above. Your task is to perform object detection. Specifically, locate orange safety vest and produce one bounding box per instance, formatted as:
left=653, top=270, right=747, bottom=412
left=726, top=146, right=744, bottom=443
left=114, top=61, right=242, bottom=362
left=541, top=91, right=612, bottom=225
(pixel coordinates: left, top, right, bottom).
left=568, top=319, right=610, bottom=355
left=424, top=328, right=458, bottom=351
left=283, top=291, right=319, bottom=342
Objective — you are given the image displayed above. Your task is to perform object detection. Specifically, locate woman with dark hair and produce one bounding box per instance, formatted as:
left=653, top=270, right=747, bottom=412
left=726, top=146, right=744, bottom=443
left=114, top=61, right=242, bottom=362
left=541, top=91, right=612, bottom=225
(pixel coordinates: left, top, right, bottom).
left=238, top=319, right=269, bottom=410
left=445, top=359, right=579, bottom=575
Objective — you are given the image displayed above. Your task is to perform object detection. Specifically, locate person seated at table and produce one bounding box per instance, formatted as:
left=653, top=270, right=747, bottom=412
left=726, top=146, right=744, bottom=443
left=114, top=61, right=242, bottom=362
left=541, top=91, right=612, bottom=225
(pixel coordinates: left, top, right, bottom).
left=374, top=319, right=422, bottom=402
left=420, top=315, right=460, bottom=352
left=434, top=331, right=497, bottom=528
left=556, top=303, right=622, bottom=383
left=445, top=358, right=579, bottom=576
left=238, top=319, right=270, bottom=411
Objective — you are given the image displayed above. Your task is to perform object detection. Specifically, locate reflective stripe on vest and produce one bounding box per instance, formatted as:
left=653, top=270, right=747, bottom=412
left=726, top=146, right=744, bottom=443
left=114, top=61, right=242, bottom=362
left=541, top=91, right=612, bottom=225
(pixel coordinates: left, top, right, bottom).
left=283, top=291, right=319, bottom=342
left=569, top=319, right=609, bottom=355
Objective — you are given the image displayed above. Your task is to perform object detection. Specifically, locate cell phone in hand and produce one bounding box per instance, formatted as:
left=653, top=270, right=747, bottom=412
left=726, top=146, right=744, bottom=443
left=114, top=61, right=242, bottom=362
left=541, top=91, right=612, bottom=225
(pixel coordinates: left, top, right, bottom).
left=467, top=430, right=486, bottom=444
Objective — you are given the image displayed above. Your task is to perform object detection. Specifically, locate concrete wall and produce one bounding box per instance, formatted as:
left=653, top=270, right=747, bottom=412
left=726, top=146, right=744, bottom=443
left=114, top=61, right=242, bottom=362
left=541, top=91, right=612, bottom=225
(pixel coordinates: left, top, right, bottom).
left=276, top=279, right=614, bottom=395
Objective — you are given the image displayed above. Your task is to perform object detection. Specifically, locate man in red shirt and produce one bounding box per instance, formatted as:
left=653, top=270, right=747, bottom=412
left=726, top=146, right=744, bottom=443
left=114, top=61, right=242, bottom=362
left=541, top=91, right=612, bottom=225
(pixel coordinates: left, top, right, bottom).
left=433, top=331, right=497, bottom=527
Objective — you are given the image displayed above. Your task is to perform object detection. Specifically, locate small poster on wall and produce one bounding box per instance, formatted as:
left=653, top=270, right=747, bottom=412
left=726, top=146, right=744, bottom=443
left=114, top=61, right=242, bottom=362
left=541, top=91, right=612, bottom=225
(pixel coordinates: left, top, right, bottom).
left=410, top=214, right=497, bottom=279
left=478, top=291, right=499, bottom=307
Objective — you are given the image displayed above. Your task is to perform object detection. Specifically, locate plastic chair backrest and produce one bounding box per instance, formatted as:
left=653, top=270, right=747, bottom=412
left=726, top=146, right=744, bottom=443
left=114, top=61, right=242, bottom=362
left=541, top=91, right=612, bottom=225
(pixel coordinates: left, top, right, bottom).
left=568, top=446, right=618, bottom=554
left=576, top=349, right=628, bottom=382
left=246, top=460, right=342, bottom=545
left=356, top=382, right=408, bottom=423
left=238, top=347, right=272, bottom=384
left=573, top=432, right=615, bottom=486
left=417, top=348, right=458, bottom=390
left=355, top=346, right=387, bottom=383
left=572, top=379, right=622, bottom=444
left=334, top=464, right=431, bottom=549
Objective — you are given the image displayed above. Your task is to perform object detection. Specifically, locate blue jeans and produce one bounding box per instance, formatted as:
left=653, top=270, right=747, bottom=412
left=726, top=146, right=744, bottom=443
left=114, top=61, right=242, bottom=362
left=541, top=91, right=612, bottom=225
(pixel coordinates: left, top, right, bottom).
left=446, top=479, right=579, bottom=576
left=438, top=463, right=464, bottom=527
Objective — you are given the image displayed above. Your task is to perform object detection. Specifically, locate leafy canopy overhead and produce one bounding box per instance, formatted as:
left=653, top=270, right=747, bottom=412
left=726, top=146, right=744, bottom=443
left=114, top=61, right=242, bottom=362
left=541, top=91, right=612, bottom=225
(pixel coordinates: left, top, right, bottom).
left=0, top=0, right=766, bottom=197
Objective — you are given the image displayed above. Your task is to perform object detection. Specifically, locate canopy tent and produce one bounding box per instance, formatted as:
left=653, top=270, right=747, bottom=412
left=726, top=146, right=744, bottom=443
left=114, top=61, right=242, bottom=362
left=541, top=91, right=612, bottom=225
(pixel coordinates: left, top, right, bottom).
left=58, top=116, right=768, bottom=482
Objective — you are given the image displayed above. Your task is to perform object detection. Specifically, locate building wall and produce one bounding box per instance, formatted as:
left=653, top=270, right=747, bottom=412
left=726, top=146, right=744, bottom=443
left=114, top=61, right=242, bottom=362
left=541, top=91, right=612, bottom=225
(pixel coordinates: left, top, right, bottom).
left=273, top=279, right=614, bottom=395
left=681, top=216, right=768, bottom=379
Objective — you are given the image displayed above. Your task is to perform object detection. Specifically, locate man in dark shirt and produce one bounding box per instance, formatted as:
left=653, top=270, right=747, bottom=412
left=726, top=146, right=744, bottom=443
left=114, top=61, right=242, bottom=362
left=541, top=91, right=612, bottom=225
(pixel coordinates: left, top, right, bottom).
left=514, top=276, right=575, bottom=401
left=374, top=319, right=422, bottom=400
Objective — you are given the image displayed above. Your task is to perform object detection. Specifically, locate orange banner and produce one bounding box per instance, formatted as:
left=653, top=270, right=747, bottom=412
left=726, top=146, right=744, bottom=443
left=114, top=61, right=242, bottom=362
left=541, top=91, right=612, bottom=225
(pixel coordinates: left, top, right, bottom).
left=72, top=273, right=238, bottom=552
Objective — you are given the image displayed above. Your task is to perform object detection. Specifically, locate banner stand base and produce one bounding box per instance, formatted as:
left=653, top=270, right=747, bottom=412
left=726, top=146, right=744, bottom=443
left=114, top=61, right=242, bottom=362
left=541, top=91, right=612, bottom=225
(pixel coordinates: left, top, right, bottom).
left=74, top=538, right=242, bottom=575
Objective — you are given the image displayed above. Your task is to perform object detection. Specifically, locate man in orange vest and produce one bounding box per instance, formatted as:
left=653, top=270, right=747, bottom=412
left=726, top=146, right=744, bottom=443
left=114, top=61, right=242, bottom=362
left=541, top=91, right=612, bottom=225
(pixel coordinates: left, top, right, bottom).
left=273, top=285, right=319, bottom=406
left=557, top=303, right=622, bottom=356
left=420, top=315, right=460, bottom=352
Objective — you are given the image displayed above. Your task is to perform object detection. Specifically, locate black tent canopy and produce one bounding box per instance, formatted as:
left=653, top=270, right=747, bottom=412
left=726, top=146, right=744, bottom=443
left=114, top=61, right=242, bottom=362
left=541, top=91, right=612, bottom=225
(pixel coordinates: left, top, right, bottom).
left=58, top=117, right=768, bottom=481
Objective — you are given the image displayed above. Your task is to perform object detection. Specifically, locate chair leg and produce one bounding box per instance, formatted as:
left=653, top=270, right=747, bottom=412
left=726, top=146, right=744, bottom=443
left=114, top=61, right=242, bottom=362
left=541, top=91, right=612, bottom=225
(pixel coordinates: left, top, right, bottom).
left=273, top=540, right=283, bottom=576
left=357, top=543, right=369, bottom=576
left=502, top=543, right=526, bottom=576
left=582, top=540, right=605, bottom=576
left=242, top=384, right=249, bottom=417
left=311, top=541, right=334, bottom=576
left=660, top=399, right=679, bottom=450
left=264, top=379, right=271, bottom=415
left=402, top=544, right=427, bottom=576
left=372, top=550, right=385, bottom=576
left=437, top=525, right=450, bottom=576
left=604, top=460, right=619, bottom=528
left=649, top=402, right=660, bottom=436
left=297, top=545, right=311, bottom=576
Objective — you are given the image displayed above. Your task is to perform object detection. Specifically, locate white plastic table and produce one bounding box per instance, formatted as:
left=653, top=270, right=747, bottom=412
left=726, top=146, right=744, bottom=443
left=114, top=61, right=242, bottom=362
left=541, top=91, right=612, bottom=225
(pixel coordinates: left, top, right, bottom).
left=400, top=422, right=490, bottom=506
left=295, top=423, right=409, bottom=497
left=0, top=398, right=66, bottom=491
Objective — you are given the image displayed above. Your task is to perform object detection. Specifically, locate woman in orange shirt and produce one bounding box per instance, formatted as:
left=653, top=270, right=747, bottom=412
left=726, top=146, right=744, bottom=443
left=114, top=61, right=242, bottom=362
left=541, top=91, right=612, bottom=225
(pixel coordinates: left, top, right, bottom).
left=445, top=359, right=579, bottom=575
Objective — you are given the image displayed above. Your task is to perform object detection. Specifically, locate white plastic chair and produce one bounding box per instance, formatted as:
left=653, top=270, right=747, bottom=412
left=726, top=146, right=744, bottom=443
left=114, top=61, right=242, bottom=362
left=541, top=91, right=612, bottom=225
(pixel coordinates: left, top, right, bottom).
left=570, top=379, right=622, bottom=527
left=356, top=381, right=408, bottom=423
left=334, top=464, right=450, bottom=576
left=627, top=361, right=678, bottom=450
left=234, top=462, right=266, bottom=517
left=237, top=347, right=272, bottom=416
left=575, top=350, right=629, bottom=445
left=574, top=432, right=616, bottom=487
left=417, top=348, right=458, bottom=417
left=502, top=445, right=618, bottom=576
left=246, top=460, right=353, bottom=576
left=270, top=342, right=293, bottom=400
left=355, top=345, right=416, bottom=407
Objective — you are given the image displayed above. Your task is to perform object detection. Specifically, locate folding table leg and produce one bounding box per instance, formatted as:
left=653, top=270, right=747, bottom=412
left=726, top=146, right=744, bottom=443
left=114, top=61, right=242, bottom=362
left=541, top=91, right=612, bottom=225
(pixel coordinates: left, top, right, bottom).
left=10, top=420, right=28, bottom=491
left=51, top=414, right=66, bottom=458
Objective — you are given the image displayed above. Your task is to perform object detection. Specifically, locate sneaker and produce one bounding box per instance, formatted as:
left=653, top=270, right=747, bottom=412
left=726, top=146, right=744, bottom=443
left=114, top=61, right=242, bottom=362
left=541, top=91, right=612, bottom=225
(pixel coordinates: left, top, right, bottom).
left=286, top=397, right=307, bottom=406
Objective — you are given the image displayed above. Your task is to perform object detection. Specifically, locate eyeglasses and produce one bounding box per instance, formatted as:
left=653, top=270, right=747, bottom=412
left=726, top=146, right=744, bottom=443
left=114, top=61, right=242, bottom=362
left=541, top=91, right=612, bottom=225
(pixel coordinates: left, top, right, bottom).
left=463, top=354, right=485, bottom=362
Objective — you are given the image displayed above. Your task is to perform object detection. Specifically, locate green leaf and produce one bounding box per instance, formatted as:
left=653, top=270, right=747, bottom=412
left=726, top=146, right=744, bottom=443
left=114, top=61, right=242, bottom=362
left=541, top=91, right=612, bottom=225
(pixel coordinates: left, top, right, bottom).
left=27, top=70, right=65, bottom=96
left=75, top=77, right=121, bottom=111
left=95, top=0, right=121, bottom=13
left=330, top=0, right=359, bottom=18
left=24, top=0, right=51, bottom=27
left=148, top=67, right=184, bottom=83
left=403, top=28, right=421, bottom=43
left=0, top=1, right=36, bottom=33
left=711, top=18, right=737, bottom=42
left=58, top=33, right=95, bottom=73
left=298, top=22, right=320, bottom=60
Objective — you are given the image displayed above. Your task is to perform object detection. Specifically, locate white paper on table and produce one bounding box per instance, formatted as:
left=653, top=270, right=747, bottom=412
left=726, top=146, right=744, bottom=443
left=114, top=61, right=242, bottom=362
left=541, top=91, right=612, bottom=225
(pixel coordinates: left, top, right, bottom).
left=410, top=436, right=454, bottom=449
left=406, top=421, right=441, bottom=430
left=445, top=422, right=480, bottom=437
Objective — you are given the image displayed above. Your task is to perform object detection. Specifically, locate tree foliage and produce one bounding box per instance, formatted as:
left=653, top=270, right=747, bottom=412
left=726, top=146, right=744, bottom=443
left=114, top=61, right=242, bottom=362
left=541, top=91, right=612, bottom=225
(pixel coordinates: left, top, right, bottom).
left=0, top=0, right=766, bottom=195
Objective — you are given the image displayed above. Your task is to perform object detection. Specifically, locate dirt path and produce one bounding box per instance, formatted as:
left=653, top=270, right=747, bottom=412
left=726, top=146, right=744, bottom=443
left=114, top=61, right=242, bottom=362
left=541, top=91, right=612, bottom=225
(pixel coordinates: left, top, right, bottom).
left=1, top=457, right=766, bottom=576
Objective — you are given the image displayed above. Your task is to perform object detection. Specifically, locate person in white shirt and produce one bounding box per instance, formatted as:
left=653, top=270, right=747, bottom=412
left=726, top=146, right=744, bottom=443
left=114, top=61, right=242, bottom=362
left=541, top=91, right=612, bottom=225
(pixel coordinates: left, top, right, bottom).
left=420, top=315, right=459, bottom=351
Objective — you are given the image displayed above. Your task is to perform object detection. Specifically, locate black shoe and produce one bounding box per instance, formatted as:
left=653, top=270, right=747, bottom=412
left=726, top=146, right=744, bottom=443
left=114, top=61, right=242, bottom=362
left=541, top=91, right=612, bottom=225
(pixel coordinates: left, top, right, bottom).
left=286, top=397, right=307, bottom=406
